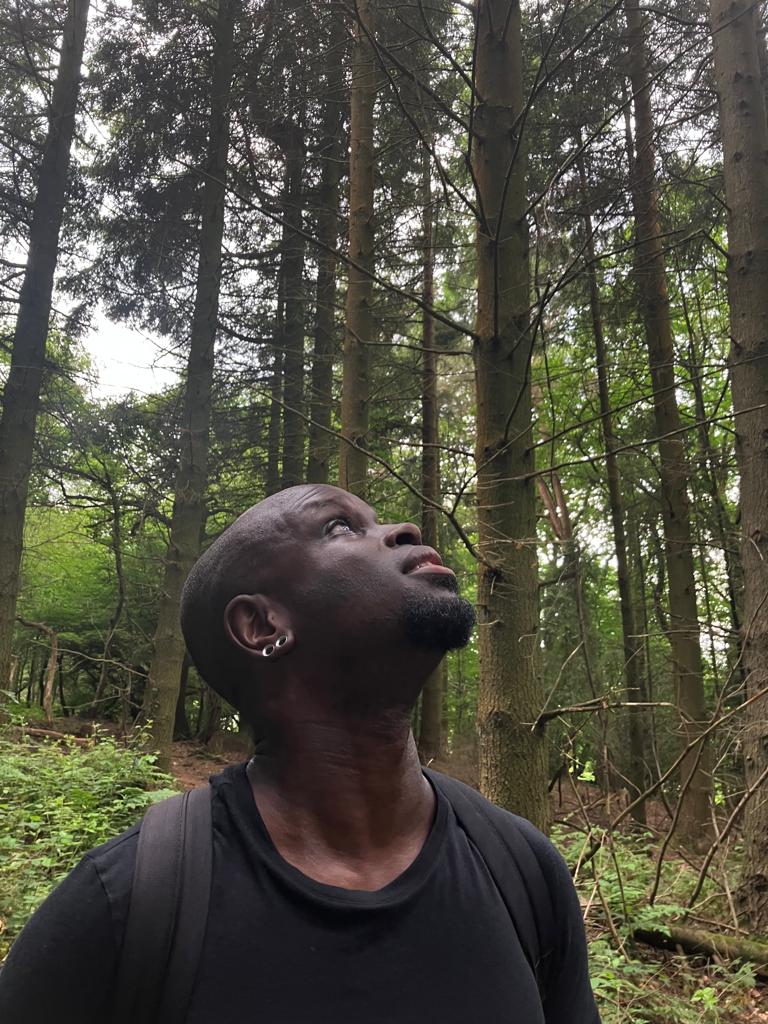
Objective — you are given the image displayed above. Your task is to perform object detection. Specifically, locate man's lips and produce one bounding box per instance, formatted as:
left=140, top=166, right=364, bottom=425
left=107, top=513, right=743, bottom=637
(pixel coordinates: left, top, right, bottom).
left=403, top=549, right=456, bottom=576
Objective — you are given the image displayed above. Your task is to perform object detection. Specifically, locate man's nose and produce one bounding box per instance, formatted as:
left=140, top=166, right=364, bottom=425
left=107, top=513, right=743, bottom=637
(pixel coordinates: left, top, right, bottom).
left=383, top=521, right=422, bottom=546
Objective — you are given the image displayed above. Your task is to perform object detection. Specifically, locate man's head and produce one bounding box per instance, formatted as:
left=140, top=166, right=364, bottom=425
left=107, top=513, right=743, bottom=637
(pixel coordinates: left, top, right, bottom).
left=180, top=485, right=475, bottom=719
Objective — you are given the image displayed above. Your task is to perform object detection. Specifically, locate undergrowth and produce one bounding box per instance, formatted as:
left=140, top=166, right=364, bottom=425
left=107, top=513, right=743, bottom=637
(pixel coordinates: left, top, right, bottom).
left=553, top=826, right=760, bottom=1022
left=0, top=720, right=176, bottom=958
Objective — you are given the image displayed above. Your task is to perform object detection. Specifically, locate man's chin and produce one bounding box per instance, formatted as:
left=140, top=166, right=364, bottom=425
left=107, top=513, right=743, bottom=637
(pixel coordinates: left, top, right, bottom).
left=400, top=590, right=476, bottom=651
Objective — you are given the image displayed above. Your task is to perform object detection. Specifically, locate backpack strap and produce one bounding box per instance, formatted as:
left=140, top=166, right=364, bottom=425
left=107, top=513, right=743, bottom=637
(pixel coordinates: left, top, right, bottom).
left=425, top=769, right=555, bottom=990
left=113, top=785, right=213, bottom=1024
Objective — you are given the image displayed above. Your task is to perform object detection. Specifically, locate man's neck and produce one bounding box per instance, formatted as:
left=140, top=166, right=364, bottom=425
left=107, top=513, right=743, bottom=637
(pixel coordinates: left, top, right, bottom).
left=246, top=709, right=435, bottom=890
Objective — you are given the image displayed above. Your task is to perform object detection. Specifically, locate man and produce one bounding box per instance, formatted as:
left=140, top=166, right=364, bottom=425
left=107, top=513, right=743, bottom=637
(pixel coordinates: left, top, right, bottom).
left=0, top=484, right=600, bottom=1023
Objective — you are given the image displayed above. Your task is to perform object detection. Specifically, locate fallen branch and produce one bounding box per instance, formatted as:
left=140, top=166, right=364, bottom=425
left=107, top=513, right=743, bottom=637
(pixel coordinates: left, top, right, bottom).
left=12, top=726, right=92, bottom=748
left=634, top=925, right=768, bottom=981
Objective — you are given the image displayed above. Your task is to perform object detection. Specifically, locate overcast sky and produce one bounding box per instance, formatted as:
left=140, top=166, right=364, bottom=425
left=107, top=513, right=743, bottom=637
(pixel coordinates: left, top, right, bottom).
left=84, top=311, right=179, bottom=400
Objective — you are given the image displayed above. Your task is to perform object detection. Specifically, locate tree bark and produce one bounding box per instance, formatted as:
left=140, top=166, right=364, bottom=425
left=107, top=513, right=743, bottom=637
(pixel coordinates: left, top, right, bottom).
left=145, top=0, right=236, bottom=769
left=279, top=120, right=307, bottom=489
left=710, top=0, right=768, bottom=933
left=339, top=0, right=376, bottom=499
left=265, top=346, right=284, bottom=497
left=0, top=0, right=90, bottom=697
left=578, top=158, right=648, bottom=821
left=307, top=19, right=345, bottom=485
left=417, top=150, right=444, bottom=763
left=174, top=653, right=192, bottom=740
left=624, top=0, right=711, bottom=840
left=472, top=0, right=547, bottom=829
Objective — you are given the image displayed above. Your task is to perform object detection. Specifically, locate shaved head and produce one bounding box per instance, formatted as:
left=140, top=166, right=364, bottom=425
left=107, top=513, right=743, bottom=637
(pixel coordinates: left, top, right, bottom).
left=180, top=488, right=308, bottom=704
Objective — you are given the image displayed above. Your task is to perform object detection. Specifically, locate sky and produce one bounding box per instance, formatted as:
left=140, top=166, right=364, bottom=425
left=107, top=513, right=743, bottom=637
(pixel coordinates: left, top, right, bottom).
left=84, top=310, right=179, bottom=401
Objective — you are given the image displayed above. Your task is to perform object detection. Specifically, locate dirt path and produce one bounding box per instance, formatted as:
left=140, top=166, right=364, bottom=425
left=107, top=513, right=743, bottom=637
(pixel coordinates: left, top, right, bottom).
left=170, top=740, right=246, bottom=790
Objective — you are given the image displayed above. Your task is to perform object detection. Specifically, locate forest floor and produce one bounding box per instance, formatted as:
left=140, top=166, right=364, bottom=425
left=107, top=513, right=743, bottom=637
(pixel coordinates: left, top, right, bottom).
left=170, top=739, right=245, bottom=789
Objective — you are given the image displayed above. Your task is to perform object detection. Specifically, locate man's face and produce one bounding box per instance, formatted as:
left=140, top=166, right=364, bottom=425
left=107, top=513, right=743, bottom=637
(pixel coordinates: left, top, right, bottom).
left=261, top=485, right=475, bottom=658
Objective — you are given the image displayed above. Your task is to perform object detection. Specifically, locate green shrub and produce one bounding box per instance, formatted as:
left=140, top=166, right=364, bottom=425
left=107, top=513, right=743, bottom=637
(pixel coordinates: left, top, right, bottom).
left=0, top=726, right=176, bottom=958
left=550, top=827, right=756, bottom=1023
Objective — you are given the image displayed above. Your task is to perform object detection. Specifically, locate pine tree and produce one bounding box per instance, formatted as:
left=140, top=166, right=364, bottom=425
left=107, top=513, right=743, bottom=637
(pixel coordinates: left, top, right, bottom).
left=710, top=0, right=768, bottom=930
left=339, top=0, right=376, bottom=499
left=472, top=0, right=547, bottom=828
left=0, top=0, right=90, bottom=696
left=144, top=0, right=237, bottom=766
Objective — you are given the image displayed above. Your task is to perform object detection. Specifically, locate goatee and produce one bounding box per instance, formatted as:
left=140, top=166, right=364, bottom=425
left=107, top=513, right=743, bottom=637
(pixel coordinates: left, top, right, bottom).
left=400, top=574, right=476, bottom=651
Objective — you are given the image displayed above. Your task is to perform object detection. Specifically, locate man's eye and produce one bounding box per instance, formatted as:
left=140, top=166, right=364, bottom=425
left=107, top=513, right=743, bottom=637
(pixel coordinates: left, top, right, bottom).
left=325, top=517, right=354, bottom=535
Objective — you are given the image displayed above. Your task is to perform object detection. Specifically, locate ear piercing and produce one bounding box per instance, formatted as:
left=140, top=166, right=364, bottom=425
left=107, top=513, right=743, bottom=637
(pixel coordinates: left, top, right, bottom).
left=263, top=636, right=289, bottom=658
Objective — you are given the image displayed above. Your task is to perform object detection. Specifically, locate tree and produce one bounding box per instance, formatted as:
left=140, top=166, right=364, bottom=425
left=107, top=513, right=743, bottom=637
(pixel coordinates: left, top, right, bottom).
left=307, top=10, right=346, bottom=486
left=417, top=149, right=444, bottom=762
left=472, top=0, right=547, bottom=828
left=624, top=0, right=712, bottom=839
left=143, top=0, right=237, bottom=766
left=578, top=154, right=648, bottom=820
left=339, top=0, right=376, bottom=499
left=710, top=0, right=768, bottom=930
left=275, top=116, right=307, bottom=490
left=0, top=0, right=90, bottom=697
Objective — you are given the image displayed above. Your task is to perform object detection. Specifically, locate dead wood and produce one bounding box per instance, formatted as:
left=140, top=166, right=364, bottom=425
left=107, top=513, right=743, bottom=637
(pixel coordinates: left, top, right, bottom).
left=634, top=924, right=768, bottom=980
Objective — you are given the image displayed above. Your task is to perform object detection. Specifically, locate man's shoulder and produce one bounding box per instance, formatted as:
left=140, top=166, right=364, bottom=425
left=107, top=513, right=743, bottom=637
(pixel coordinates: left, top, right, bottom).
left=76, top=821, right=141, bottom=910
left=426, top=769, right=571, bottom=893
left=426, top=770, right=549, bottom=844
left=85, top=821, right=141, bottom=867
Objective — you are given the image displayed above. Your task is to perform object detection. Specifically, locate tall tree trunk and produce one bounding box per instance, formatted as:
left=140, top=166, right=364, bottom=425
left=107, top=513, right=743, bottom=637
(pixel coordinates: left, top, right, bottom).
left=757, top=10, right=768, bottom=113
left=144, top=0, right=236, bottom=769
left=710, top=0, right=768, bottom=932
left=339, top=0, right=375, bottom=499
left=265, top=346, right=283, bottom=497
left=680, top=274, right=743, bottom=685
left=578, top=159, right=648, bottom=821
left=279, top=121, right=307, bottom=489
left=417, top=150, right=444, bottom=763
left=624, top=0, right=711, bottom=840
left=472, top=0, right=547, bottom=829
left=174, top=654, right=192, bottom=740
left=0, top=0, right=90, bottom=697
left=307, top=22, right=345, bottom=485
left=92, top=486, right=126, bottom=710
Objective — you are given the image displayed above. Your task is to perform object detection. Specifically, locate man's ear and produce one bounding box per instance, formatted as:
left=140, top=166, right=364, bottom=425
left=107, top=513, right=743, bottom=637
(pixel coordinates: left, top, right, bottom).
left=224, top=594, right=288, bottom=656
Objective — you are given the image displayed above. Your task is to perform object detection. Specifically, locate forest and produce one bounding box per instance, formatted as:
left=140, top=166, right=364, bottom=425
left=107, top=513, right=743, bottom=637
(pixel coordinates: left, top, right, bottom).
left=1, top=0, right=767, bottom=1019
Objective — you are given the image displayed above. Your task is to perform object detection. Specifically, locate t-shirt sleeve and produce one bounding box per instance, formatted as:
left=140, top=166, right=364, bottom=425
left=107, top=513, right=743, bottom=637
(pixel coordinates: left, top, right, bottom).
left=0, top=854, right=119, bottom=1024
left=516, top=818, right=602, bottom=1024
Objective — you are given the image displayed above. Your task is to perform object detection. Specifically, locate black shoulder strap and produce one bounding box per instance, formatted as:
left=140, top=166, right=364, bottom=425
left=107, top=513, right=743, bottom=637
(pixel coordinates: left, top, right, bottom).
left=113, top=785, right=213, bottom=1024
left=425, top=769, right=555, bottom=988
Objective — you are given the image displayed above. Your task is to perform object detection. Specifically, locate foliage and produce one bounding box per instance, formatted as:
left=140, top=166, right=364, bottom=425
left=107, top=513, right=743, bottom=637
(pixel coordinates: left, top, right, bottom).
left=550, top=827, right=759, bottom=1023
left=0, top=721, right=176, bottom=958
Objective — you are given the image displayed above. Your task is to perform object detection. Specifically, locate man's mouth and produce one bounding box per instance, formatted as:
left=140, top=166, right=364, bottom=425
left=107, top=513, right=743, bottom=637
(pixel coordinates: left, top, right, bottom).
left=403, top=550, right=456, bottom=577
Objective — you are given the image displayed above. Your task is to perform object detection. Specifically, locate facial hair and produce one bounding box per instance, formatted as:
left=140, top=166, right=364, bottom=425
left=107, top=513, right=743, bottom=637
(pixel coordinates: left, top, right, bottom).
left=399, top=574, right=476, bottom=651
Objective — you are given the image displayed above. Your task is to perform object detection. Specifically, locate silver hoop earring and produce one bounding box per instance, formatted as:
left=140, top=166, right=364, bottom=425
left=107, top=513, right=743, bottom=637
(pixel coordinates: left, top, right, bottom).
left=276, top=635, right=289, bottom=649
left=262, top=644, right=276, bottom=658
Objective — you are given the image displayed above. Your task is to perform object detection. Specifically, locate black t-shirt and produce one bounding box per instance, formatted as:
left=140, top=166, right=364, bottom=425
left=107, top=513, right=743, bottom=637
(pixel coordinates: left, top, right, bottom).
left=0, top=764, right=600, bottom=1023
